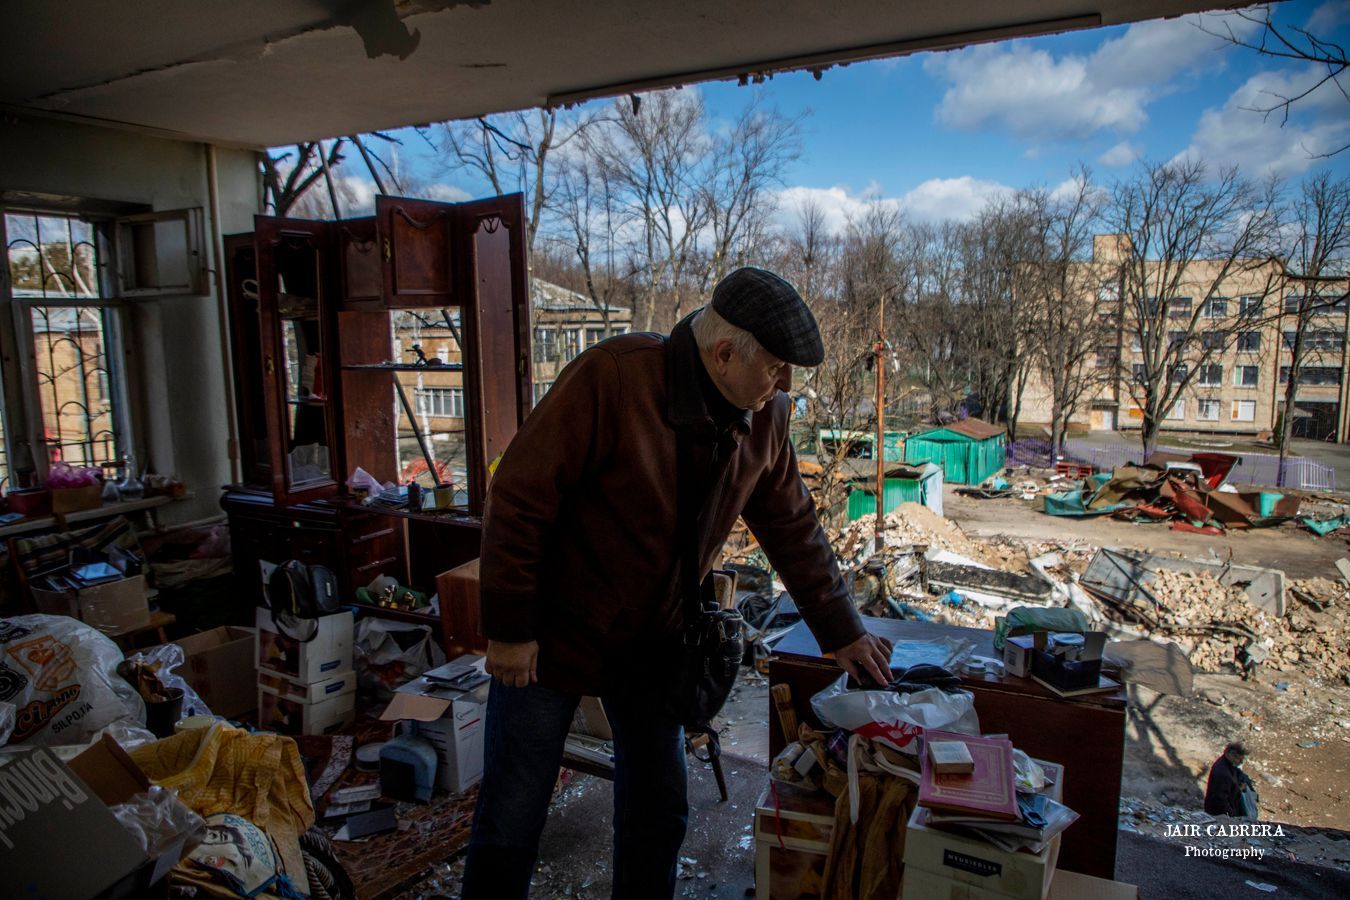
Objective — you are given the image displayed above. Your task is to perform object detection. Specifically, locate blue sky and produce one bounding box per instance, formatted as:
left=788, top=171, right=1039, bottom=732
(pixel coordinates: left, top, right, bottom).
left=354, top=2, right=1350, bottom=231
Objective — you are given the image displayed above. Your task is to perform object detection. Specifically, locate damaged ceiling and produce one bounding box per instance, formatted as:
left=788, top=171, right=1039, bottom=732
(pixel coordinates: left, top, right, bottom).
left=2, top=0, right=1246, bottom=148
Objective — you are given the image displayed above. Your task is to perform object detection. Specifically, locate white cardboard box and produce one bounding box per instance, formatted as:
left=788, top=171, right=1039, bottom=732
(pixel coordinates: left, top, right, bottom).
left=902, top=867, right=1138, bottom=900
left=257, top=679, right=355, bottom=736
left=381, top=654, right=489, bottom=794
left=255, top=607, right=353, bottom=684
left=902, top=805, right=1061, bottom=900
left=257, top=668, right=357, bottom=704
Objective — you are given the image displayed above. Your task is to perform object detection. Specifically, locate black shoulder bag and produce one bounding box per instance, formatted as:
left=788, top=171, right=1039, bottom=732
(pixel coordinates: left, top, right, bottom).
left=662, top=427, right=745, bottom=734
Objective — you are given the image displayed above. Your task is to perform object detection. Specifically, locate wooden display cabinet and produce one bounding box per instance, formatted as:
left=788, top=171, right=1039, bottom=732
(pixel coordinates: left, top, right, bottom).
left=220, top=193, right=531, bottom=636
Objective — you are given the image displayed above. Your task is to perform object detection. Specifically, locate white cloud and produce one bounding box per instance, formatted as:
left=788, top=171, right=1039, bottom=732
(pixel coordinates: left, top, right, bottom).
left=776, top=176, right=1012, bottom=231
left=900, top=177, right=1013, bottom=222
left=422, top=182, right=473, bottom=203
left=1172, top=67, right=1350, bottom=178
left=1307, top=2, right=1349, bottom=33
left=1098, top=141, right=1140, bottom=167
left=924, top=15, right=1247, bottom=140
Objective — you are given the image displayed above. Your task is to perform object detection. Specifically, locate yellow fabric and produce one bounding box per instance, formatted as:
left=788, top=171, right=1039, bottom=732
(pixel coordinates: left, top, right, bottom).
left=129, top=723, right=314, bottom=893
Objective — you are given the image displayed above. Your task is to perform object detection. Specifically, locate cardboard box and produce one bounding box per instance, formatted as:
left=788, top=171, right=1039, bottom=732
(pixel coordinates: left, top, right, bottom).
left=0, top=736, right=193, bottom=900
left=31, top=574, right=150, bottom=636
left=172, top=625, right=258, bottom=719
left=50, top=482, right=103, bottom=514
left=752, top=779, right=834, bottom=900
left=381, top=655, right=489, bottom=794
left=903, top=805, right=1061, bottom=900
left=1002, top=635, right=1035, bottom=678
left=255, top=606, right=353, bottom=684
left=257, top=678, right=356, bottom=735
left=902, top=868, right=1138, bottom=900
left=258, top=668, right=357, bottom=704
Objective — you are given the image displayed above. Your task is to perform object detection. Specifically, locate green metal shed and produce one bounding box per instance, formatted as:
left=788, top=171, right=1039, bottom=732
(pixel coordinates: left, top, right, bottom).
left=846, top=462, right=944, bottom=521
left=903, top=418, right=1007, bottom=486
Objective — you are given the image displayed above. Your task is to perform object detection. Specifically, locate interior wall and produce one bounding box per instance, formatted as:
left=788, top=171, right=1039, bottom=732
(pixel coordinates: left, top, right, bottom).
left=0, top=113, right=261, bottom=526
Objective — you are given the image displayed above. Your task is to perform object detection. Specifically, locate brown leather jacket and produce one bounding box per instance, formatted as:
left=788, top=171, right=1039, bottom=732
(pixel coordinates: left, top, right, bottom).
left=479, top=313, right=863, bottom=694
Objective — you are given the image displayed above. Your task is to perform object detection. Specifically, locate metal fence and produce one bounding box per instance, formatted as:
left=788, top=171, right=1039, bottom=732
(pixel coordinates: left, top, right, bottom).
left=1060, top=439, right=1337, bottom=492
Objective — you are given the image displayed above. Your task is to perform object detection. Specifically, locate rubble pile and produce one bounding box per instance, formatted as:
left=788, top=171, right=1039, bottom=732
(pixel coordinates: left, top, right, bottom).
left=1113, top=571, right=1350, bottom=681
left=835, top=504, right=1012, bottom=567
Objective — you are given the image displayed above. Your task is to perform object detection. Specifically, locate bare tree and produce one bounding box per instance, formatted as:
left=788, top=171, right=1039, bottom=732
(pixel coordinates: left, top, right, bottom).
left=1277, top=172, right=1350, bottom=482
left=435, top=109, right=595, bottom=253
left=698, top=94, right=802, bottom=287
left=262, top=141, right=347, bottom=216
left=549, top=148, right=632, bottom=331
left=1199, top=6, right=1349, bottom=156
left=1108, top=159, right=1282, bottom=455
left=587, top=90, right=712, bottom=331
left=1023, top=175, right=1110, bottom=460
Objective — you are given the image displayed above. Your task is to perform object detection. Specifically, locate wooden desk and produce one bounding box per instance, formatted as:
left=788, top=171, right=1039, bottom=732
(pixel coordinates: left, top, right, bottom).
left=768, top=617, right=1125, bottom=880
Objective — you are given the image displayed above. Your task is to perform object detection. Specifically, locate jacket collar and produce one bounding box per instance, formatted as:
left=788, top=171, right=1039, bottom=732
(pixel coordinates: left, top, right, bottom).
left=666, top=310, right=752, bottom=434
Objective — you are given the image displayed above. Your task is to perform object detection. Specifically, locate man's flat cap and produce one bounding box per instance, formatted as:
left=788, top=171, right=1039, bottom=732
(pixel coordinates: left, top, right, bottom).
left=710, top=267, right=824, bottom=367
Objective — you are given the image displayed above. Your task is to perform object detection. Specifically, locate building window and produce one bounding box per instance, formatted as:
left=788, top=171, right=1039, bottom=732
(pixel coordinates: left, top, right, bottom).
left=1125, top=404, right=1144, bottom=421
left=611, top=325, right=629, bottom=336
left=1132, top=363, right=1147, bottom=384
left=436, top=344, right=450, bottom=361
left=1201, top=330, right=1224, bottom=350
left=534, top=326, right=558, bottom=361
left=1233, top=365, right=1259, bottom=387
left=1284, top=294, right=1305, bottom=315
left=1167, top=297, right=1192, bottom=318
left=5, top=211, right=125, bottom=478
left=1129, top=334, right=1142, bottom=352
left=1279, top=366, right=1343, bottom=386
left=1237, top=331, right=1260, bottom=352
left=561, top=328, right=582, bottom=362
left=1201, top=298, right=1228, bottom=319
left=1198, top=364, right=1222, bottom=387
left=415, top=387, right=464, bottom=418
left=1095, top=347, right=1118, bottom=368
left=1196, top=399, right=1220, bottom=421
left=585, top=327, right=606, bottom=349
left=1166, top=399, right=1185, bottom=420
left=1230, top=400, right=1256, bottom=422
left=1169, top=363, right=1188, bottom=384
left=1168, top=330, right=1187, bottom=349
left=532, top=380, right=554, bottom=405
left=1239, top=295, right=1262, bottom=317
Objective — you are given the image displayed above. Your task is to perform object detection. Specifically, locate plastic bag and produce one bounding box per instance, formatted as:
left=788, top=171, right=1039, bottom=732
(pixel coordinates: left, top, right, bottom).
left=124, top=642, right=213, bottom=719
left=111, top=784, right=205, bottom=856
left=810, top=673, right=980, bottom=754
left=0, top=615, right=146, bottom=748
left=45, top=461, right=101, bottom=488
left=354, top=618, right=447, bottom=703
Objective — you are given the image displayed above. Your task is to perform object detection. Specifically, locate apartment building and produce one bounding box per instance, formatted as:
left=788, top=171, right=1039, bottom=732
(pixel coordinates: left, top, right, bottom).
left=1022, top=237, right=1350, bottom=442
left=391, top=278, right=632, bottom=482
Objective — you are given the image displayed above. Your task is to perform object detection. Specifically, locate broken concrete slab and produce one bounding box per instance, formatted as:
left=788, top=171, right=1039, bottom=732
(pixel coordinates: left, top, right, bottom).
left=1081, top=548, right=1286, bottom=617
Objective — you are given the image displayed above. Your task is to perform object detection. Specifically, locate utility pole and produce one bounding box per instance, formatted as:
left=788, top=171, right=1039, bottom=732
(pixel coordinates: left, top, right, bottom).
left=875, top=291, right=886, bottom=545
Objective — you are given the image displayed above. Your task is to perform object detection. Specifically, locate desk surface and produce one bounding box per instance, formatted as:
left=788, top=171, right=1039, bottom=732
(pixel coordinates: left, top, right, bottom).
left=775, top=616, right=1126, bottom=708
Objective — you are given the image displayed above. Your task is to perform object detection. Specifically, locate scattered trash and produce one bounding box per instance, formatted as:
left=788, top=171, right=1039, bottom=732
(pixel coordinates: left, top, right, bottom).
left=1244, top=881, right=1278, bottom=893
left=1295, top=741, right=1320, bottom=748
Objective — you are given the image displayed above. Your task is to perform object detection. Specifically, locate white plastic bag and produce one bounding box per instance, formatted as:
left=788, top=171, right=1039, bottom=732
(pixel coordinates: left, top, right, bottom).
left=810, top=673, right=980, bottom=753
left=0, top=615, right=146, bottom=748
left=123, top=642, right=213, bottom=719
left=354, top=617, right=447, bottom=702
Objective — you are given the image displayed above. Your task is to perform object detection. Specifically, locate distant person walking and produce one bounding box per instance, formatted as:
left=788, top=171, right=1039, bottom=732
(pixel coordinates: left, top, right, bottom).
left=1204, top=741, right=1257, bottom=818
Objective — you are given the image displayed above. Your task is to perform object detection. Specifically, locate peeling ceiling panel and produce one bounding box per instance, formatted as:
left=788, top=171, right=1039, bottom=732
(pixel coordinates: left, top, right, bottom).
left=0, top=0, right=1245, bottom=147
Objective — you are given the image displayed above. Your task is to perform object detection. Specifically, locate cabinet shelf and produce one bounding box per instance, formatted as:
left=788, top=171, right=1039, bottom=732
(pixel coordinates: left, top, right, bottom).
left=340, top=363, right=465, bottom=372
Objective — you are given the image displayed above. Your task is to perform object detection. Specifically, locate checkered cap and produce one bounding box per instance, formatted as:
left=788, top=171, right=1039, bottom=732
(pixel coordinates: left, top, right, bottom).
left=710, top=267, right=823, bottom=366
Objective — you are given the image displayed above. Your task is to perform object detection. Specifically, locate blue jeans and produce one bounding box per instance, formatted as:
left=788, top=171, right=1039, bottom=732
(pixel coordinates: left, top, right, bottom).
left=461, top=679, right=688, bottom=900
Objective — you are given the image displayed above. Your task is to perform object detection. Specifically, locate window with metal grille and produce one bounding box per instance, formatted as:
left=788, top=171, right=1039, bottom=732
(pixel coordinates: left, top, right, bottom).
left=4, top=211, right=124, bottom=477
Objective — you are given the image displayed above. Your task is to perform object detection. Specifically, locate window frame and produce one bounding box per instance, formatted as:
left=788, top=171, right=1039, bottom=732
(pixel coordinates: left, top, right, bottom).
left=2, top=208, right=138, bottom=487
left=1196, top=399, right=1220, bottom=421
left=1230, top=399, right=1256, bottom=423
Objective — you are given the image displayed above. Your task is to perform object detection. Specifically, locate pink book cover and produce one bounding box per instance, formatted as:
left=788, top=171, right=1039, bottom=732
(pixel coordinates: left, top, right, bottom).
left=918, top=730, right=1018, bottom=821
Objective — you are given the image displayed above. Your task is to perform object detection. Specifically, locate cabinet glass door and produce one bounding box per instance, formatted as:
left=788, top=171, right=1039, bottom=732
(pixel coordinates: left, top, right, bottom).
left=255, top=217, right=339, bottom=505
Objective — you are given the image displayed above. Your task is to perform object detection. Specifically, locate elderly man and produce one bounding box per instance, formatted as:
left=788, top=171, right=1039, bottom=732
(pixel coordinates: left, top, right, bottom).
left=462, top=267, right=892, bottom=899
left=1204, top=741, right=1256, bottom=818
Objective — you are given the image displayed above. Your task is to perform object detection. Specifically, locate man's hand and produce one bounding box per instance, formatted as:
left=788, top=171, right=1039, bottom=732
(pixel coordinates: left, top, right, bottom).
left=834, top=633, right=893, bottom=687
left=485, top=640, right=539, bottom=688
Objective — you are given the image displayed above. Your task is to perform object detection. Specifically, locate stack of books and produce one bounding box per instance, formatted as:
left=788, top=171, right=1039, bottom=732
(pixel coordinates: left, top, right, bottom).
left=917, top=731, right=1077, bottom=854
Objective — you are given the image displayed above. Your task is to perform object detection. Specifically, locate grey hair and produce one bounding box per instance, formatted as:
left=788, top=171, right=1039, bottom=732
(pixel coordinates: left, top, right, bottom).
left=691, top=306, right=763, bottom=360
